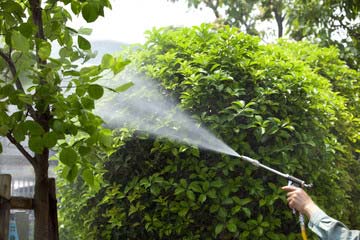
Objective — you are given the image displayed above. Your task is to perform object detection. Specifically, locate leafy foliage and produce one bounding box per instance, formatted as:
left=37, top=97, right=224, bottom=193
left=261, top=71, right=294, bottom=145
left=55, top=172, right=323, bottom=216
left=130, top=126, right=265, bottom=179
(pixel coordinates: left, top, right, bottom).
left=168, top=0, right=360, bottom=70
left=58, top=25, right=360, bottom=239
left=0, top=0, right=128, bottom=238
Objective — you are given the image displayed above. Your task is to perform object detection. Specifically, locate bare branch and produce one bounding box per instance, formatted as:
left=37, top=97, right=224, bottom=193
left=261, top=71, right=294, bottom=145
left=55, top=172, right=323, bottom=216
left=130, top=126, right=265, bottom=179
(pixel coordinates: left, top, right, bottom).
left=6, top=132, right=36, bottom=168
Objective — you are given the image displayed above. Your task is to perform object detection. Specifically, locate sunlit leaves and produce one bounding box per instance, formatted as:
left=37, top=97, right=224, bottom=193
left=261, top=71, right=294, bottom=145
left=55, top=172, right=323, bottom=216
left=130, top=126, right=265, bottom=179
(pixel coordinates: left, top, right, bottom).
left=99, top=128, right=113, bottom=147
left=101, top=54, right=114, bottom=68
left=0, top=0, right=124, bottom=238
left=78, top=27, right=92, bottom=36
left=101, top=54, right=131, bottom=74
left=115, top=82, right=134, bottom=92
left=113, top=58, right=131, bottom=74
left=38, top=41, right=52, bottom=60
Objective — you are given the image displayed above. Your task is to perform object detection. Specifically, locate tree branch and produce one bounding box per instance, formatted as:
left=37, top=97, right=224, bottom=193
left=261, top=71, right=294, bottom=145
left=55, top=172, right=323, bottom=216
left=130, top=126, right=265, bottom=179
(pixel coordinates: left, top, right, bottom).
left=0, top=49, right=37, bottom=119
left=6, top=132, right=36, bottom=168
left=30, top=0, right=45, bottom=40
left=205, top=0, right=221, bottom=19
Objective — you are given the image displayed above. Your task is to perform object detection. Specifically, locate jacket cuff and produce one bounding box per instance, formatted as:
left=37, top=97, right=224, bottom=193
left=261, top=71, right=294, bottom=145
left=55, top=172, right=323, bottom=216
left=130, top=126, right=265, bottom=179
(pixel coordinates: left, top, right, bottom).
left=309, top=208, right=328, bottom=225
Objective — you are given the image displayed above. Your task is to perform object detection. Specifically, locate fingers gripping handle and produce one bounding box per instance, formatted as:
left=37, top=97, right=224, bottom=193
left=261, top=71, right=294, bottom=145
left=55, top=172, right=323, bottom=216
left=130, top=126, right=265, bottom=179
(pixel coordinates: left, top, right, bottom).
left=288, top=180, right=308, bottom=240
left=288, top=180, right=296, bottom=214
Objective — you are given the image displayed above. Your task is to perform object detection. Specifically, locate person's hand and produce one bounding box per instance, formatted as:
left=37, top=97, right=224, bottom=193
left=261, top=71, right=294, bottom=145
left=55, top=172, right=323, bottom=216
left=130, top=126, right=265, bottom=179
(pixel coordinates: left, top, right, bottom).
left=282, top=186, right=320, bottom=218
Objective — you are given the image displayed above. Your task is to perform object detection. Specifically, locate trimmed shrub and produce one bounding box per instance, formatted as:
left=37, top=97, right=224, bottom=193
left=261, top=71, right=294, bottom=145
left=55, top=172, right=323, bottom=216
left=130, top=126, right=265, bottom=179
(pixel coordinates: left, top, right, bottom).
left=58, top=24, right=360, bottom=239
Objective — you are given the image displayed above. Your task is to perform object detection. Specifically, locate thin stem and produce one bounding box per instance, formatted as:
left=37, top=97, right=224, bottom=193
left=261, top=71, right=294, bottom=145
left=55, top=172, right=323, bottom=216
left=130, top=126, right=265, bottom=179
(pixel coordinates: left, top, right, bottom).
left=6, top=132, right=36, bottom=168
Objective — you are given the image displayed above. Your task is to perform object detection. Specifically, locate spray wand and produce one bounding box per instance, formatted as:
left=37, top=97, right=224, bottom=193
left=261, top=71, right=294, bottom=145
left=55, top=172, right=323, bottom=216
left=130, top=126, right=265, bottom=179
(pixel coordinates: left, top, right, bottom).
left=239, top=155, right=312, bottom=240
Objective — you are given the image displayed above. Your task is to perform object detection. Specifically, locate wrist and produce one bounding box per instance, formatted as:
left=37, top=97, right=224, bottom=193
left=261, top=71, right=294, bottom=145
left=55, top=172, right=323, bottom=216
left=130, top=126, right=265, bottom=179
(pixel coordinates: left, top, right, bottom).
left=303, top=201, right=320, bottom=219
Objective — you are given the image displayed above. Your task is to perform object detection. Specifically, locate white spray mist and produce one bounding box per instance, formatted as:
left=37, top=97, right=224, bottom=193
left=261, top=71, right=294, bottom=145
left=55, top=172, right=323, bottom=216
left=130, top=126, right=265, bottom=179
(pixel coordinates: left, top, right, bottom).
left=96, top=71, right=240, bottom=158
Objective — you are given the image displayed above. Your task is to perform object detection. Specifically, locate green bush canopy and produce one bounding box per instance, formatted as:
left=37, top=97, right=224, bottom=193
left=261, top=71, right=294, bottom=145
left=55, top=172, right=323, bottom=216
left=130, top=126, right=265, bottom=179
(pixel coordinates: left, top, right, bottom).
left=58, top=24, right=360, bottom=239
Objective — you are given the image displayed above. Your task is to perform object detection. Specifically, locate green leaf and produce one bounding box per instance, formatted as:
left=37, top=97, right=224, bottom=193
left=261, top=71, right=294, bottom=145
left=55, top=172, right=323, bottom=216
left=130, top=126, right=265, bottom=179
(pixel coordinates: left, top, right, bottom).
left=215, top=224, right=224, bottom=236
left=186, top=190, right=195, bottom=201
left=99, top=129, right=113, bottom=147
left=0, top=125, right=9, bottom=136
left=59, top=147, right=78, bottom=166
left=38, top=41, right=52, bottom=60
left=207, top=189, right=217, bottom=199
left=231, top=205, right=241, bottom=215
left=115, top=82, right=134, bottom=92
left=87, top=84, right=104, bottom=100
left=227, top=222, right=237, bottom=233
left=78, top=146, right=91, bottom=155
left=28, top=136, right=44, bottom=153
left=24, top=121, right=44, bottom=136
left=174, top=187, right=185, bottom=195
left=218, top=207, right=227, bottom=219
left=233, top=100, right=245, bottom=108
left=82, top=169, right=94, bottom=186
left=13, top=124, right=26, bottom=142
left=210, top=204, right=219, bottom=213
left=199, top=194, right=207, bottom=203
left=52, top=120, right=64, bottom=133
left=42, top=132, right=58, bottom=148
left=78, top=27, right=93, bottom=35
left=81, top=96, right=95, bottom=109
left=243, top=207, right=251, bottom=218
left=11, top=31, right=29, bottom=52
left=101, top=54, right=114, bottom=68
left=189, top=182, right=202, bottom=193
left=232, top=197, right=252, bottom=206
left=18, top=23, right=33, bottom=38
left=112, top=58, right=130, bottom=74
left=178, top=208, right=188, bottom=217
left=66, top=164, right=79, bottom=182
left=76, top=85, right=87, bottom=97
left=81, top=3, right=99, bottom=23
left=78, top=35, right=91, bottom=50
left=17, top=94, right=33, bottom=104
left=71, top=1, right=81, bottom=14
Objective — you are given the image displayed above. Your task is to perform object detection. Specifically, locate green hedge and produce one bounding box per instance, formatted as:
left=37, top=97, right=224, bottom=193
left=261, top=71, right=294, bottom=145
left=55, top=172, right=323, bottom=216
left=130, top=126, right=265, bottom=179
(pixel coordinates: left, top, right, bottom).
left=58, top=24, right=360, bottom=239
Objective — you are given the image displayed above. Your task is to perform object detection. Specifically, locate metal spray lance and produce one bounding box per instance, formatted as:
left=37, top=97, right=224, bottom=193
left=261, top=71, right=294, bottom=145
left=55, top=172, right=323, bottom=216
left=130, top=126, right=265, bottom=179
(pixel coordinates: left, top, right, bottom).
left=239, top=155, right=312, bottom=240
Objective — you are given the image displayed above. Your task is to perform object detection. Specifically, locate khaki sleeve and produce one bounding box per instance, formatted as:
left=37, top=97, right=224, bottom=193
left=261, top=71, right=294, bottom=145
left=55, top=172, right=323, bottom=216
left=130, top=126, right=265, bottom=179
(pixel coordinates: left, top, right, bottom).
left=308, top=209, right=360, bottom=240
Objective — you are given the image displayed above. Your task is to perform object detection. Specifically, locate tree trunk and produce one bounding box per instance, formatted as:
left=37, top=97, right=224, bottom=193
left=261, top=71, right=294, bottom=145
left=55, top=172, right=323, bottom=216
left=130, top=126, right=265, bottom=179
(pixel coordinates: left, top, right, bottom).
left=34, top=154, right=49, bottom=240
left=274, top=10, right=284, bottom=38
left=0, top=175, right=11, bottom=240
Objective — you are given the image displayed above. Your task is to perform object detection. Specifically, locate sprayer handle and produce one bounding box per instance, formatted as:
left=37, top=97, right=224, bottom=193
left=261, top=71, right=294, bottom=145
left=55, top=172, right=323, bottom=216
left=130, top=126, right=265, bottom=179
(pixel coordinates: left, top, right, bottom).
left=286, top=174, right=312, bottom=188
left=286, top=174, right=304, bottom=187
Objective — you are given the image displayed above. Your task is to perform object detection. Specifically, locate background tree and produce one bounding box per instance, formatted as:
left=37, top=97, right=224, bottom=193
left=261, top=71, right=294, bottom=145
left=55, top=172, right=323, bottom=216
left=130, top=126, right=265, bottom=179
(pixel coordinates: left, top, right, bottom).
left=0, top=0, right=129, bottom=239
left=58, top=25, right=360, bottom=239
left=169, top=0, right=359, bottom=69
